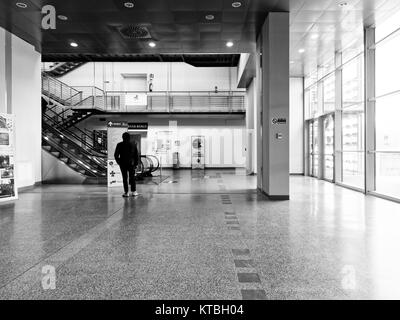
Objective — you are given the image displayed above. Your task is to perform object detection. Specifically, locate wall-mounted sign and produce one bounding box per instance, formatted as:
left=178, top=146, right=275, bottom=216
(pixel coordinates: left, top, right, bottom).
left=126, top=93, right=147, bottom=106
left=107, top=121, right=128, bottom=128
left=128, top=123, right=148, bottom=130
left=0, top=114, right=17, bottom=202
left=272, top=118, right=287, bottom=125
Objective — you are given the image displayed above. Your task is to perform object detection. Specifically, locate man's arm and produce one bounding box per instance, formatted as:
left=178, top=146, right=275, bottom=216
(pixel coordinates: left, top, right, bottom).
left=114, top=143, right=121, bottom=165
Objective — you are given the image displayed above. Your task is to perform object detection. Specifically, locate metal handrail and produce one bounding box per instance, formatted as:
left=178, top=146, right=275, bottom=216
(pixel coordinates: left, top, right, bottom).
left=43, top=111, right=106, bottom=157
left=103, top=90, right=245, bottom=113
left=42, top=122, right=106, bottom=173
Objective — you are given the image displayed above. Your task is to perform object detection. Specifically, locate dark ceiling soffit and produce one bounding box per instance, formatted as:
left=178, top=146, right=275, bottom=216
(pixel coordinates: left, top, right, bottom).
left=41, top=54, right=241, bottom=67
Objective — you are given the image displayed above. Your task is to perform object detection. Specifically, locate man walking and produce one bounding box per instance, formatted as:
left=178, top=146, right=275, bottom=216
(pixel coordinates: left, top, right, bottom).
left=114, top=132, right=139, bottom=197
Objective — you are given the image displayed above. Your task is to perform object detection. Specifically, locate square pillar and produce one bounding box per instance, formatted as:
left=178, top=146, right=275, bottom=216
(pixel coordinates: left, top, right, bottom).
left=258, top=12, right=290, bottom=200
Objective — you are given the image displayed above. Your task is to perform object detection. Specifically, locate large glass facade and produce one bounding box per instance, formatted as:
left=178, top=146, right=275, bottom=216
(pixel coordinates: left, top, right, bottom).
left=304, top=17, right=400, bottom=202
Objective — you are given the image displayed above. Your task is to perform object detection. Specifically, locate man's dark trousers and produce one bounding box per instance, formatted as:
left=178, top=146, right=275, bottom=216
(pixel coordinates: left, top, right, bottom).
left=119, top=164, right=136, bottom=193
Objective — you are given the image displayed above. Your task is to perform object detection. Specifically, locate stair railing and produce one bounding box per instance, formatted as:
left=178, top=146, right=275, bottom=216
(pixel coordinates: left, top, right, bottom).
left=42, top=73, right=83, bottom=106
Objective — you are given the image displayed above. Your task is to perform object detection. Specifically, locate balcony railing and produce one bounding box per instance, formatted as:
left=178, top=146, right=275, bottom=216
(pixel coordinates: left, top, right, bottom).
left=72, top=91, right=246, bottom=113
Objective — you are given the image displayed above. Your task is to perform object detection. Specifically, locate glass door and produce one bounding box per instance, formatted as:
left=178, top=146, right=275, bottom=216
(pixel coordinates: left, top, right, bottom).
left=310, top=120, right=320, bottom=178
left=323, top=114, right=335, bottom=181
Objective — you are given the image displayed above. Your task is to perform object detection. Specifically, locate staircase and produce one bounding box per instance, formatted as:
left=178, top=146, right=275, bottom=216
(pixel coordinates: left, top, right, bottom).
left=41, top=73, right=107, bottom=183
left=44, top=62, right=87, bottom=77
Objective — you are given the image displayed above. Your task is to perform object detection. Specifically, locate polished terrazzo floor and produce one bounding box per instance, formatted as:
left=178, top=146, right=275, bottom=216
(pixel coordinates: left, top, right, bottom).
left=1, top=169, right=400, bottom=300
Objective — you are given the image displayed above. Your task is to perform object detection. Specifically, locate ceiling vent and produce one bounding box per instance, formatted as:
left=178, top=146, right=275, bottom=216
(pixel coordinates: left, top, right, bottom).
left=117, top=24, right=152, bottom=39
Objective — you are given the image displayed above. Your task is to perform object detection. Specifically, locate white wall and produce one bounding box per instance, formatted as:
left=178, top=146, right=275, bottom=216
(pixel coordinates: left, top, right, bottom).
left=290, top=78, right=304, bottom=174
left=11, top=34, right=42, bottom=188
left=59, top=62, right=239, bottom=93
left=80, top=116, right=246, bottom=168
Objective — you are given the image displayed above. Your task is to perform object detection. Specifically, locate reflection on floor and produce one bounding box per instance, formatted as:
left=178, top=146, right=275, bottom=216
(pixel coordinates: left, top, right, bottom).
left=1, top=169, right=400, bottom=299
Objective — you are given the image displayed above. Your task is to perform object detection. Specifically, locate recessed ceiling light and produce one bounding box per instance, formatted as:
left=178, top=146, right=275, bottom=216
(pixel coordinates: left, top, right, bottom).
left=232, top=2, right=242, bottom=8
left=149, top=42, right=156, bottom=48
left=205, top=14, right=215, bottom=21
left=298, top=48, right=305, bottom=53
left=16, top=2, right=27, bottom=8
left=290, top=61, right=295, bottom=64
left=58, top=15, right=68, bottom=21
left=70, top=42, right=78, bottom=47
left=226, top=41, right=234, bottom=47
left=124, top=2, right=134, bottom=8
left=338, top=2, right=348, bottom=7
left=311, top=34, right=319, bottom=40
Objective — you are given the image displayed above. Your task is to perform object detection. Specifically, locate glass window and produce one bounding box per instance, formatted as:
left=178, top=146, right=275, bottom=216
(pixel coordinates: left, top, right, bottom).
left=375, top=92, right=400, bottom=198
left=341, top=104, right=365, bottom=189
left=309, top=85, right=318, bottom=118
left=312, top=120, right=319, bottom=177
left=323, top=74, right=335, bottom=113
left=323, top=115, right=334, bottom=181
left=376, top=32, right=400, bottom=97
left=376, top=9, right=400, bottom=42
left=342, top=55, right=364, bottom=109
left=340, top=53, right=365, bottom=190
left=304, top=90, right=311, bottom=120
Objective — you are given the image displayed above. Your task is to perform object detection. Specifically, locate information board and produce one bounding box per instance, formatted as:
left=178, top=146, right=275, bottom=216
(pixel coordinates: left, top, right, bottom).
left=0, top=114, right=17, bottom=202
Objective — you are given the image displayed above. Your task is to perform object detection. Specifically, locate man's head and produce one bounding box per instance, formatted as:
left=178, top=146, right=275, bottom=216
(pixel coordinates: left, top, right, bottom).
left=122, top=132, right=130, bottom=143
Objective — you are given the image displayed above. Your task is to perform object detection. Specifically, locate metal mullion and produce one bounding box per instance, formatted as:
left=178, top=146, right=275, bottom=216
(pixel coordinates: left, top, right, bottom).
left=365, top=26, right=376, bottom=194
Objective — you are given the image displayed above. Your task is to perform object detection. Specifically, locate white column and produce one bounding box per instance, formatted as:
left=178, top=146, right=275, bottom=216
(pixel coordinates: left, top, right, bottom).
left=259, top=12, right=290, bottom=200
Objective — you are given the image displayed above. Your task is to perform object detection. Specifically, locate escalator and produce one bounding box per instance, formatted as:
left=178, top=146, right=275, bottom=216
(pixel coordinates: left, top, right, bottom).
left=42, top=122, right=107, bottom=179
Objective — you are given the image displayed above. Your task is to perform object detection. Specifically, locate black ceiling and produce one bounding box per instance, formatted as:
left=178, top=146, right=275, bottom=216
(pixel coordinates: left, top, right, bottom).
left=0, top=0, right=289, bottom=62
left=44, top=53, right=241, bottom=67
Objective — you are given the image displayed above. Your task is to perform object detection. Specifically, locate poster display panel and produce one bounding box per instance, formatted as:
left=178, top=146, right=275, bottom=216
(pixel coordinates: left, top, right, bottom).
left=107, top=121, right=128, bottom=188
left=0, top=114, right=17, bottom=202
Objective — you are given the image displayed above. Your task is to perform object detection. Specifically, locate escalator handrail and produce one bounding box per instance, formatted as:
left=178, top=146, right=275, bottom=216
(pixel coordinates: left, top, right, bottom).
left=43, top=112, right=107, bottom=158
left=42, top=136, right=100, bottom=177
left=42, top=122, right=107, bottom=172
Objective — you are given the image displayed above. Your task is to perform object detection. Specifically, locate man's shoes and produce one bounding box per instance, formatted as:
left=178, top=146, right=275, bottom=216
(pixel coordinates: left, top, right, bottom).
left=131, top=191, right=139, bottom=197
left=122, top=193, right=129, bottom=198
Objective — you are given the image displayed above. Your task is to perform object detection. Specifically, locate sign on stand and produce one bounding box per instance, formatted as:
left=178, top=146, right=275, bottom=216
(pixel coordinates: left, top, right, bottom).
left=107, top=121, right=128, bottom=188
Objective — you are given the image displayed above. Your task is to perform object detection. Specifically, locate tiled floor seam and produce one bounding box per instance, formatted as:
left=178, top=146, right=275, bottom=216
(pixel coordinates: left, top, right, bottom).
left=223, top=205, right=268, bottom=300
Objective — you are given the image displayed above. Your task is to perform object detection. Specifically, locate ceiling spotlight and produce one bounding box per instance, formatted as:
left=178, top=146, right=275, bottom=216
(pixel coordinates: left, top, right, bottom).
left=338, top=2, right=348, bottom=7
left=226, top=41, right=234, bottom=47
left=311, top=34, right=319, bottom=40
left=205, top=14, right=215, bottom=21
left=298, top=48, right=305, bottom=53
left=58, top=15, right=68, bottom=21
left=149, top=42, right=156, bottom=48
left=124, top=2, right=134, bottom=8
left=16, top=2, right=27, bottom=8
left=232, top=1, right=242, bottom=8
left=290, top=61, right=295, bottom=64
left=70, top=42, right=78, bottom=47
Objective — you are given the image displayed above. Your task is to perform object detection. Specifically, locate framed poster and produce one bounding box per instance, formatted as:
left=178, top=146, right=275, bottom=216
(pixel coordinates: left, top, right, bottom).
left=0, top=114, right=17, bottom=202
